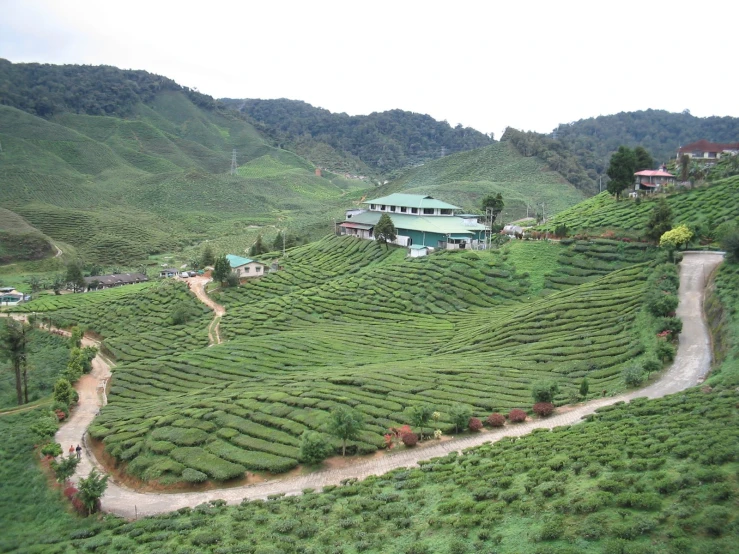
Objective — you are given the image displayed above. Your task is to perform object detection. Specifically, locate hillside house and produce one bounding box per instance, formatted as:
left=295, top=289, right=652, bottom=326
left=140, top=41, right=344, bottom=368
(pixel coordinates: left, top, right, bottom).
left=634, top=169, right=676, bottom=191
left=226, top=255, right=265, bottom=278
left=159, top=268, right=180, bottom=278
left=0, top=287, right=26, bottom=306
left=677, top=140, right=739, bottom=163
left=338, top=194, right=488, bottom=249
left=84, top=273, right=148, bottom=291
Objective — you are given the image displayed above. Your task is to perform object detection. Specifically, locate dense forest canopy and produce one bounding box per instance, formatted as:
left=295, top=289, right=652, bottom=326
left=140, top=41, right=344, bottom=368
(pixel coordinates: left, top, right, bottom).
left=553, top=109, right=739, bottom=177
left=0, top=59, right=217, bottom=117
left=223, top=98, right=495, bottom=174
left=500, top=127, right=598, bottom=195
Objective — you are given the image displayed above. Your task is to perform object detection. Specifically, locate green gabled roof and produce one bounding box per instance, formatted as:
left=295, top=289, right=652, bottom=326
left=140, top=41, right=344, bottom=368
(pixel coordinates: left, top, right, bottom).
left=345, top=211, right=486, bottom=235
left=363, top=193, right=460, bottom=210
left=226, top=254, right=259, bottom=267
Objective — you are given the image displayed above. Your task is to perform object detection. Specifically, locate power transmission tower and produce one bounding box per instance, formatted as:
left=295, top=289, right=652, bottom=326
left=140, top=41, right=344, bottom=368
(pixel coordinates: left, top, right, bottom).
left=230, top=149, right=238, bottom=175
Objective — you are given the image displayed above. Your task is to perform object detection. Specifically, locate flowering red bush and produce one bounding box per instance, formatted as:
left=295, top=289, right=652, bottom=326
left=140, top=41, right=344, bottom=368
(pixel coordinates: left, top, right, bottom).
left=401, top=432, right=418, bottom=447
left=533, top=402, right=555, bottom=417
left=383, top=434, right=394, bottom=450
left=54, top=410, right=66, bottom=422
left=63, top=486, right=78, bottom=500
left=487, top=413, right=506, bottom=427
left=468, top=417, right=483, bottom=431
left=508, top=409, right=527, bottom=423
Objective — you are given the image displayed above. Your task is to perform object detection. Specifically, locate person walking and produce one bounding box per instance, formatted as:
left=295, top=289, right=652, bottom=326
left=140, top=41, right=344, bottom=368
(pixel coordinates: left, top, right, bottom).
left=75, top=445, right=82, bottom=460
left=68, top=445, right=74, bottom=457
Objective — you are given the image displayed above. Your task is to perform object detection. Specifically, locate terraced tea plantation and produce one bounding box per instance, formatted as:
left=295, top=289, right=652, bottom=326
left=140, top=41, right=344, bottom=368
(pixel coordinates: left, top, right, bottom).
left=544, top=176, right=739, bottom=234
left=16, top=235, right=670, bottom=483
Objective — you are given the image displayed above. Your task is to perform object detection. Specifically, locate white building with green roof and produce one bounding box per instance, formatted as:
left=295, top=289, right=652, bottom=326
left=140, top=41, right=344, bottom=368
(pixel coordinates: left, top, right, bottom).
left=338, top=194, right=487, bottom=250
left=226, top=254, right=266, bottom=278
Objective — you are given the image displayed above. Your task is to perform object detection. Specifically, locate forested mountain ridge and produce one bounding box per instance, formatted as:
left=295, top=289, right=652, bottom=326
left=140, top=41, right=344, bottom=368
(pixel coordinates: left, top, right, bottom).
left=553, top=109, right=739, bottom=176
left=221, top=98, right=495, bottom=175
left=0, top=58, right=218, bottom=117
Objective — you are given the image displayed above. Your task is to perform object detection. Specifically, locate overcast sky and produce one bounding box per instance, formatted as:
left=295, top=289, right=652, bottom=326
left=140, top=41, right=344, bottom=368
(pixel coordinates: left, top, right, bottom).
left=2, top=0, right=737, bottom=137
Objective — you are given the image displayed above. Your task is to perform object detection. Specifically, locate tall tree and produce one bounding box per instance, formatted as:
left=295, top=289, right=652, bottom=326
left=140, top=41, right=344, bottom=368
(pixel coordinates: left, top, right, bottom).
left=481, top=193, right=505, bottom=225
left=1, top=319, right=28, bottom=405
left=645, top=199, right=673, bottom=243
left=76, top=469, right=108, bottom=515
left=201, top=244, right=215, bottom=267
left=249, top=235, right=268, bottom=256
left=406, top=404, right=434, bottom=440
left=373, top=213, right=397, bottom=249
left=327, top=406, right=364, bottom=456
left=65, top=262, right=85, bottom=293
left=606, top=146, right=636, bottom=200
left=449, top=404, right=472, bottom=434
left=680, top=154, right=690, bottom=182
left=633, top=146, right=654, bottom=171
left=212, top=255, right=231, bottom=285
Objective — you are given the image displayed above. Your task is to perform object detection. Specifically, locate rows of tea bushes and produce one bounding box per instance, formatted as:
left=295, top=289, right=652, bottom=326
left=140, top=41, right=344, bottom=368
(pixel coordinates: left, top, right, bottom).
left=88, top=264, right=654, bottom=481
left=218, top=237, right=530, bottom=340
left=543, top=176, right=739, bottom=234
left=55, top=375, right=738, bottom=553
left=17, top=281, right=211, bottom=362
left=540, top=238, right=657, bottom=291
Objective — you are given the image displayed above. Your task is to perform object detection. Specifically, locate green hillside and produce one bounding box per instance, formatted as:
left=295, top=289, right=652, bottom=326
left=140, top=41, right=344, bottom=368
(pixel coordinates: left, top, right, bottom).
left=0, top=208, right=54, bottom=264
left=14, top=235, right=668, bottom=482
left=380, top=142, right=587, bottom=220
left=543, top=177, right=739, bottom=236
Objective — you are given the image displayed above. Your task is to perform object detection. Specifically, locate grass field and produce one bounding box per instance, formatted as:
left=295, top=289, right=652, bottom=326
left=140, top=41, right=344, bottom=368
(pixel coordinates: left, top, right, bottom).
left=12, top=236, right=667, bottom=482
left=543, top=177, right=739, bottom=235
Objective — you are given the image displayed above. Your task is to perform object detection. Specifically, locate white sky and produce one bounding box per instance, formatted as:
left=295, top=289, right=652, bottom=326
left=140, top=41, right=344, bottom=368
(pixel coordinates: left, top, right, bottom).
left=1, top=0, right=737, bottom=138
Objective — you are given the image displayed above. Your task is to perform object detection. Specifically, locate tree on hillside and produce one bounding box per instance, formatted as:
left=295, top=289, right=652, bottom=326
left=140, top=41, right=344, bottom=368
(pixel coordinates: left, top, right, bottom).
left=201, top=244, right=215, bottom=267
left=373, top=213, right=397, bottom=249
left=606, top=146, right=636, bottom=200
left=645, top=199, right=673, bottom=243
left=212, top=255, right=231, bottom=285
left=660, top=225, right=693, bottom=250
left=1, top=319, right=28, bottom=405
left=634, top=146, right=654, bottom=171
left=406, top=404, right=434, bottom=440
left=481, top=193, right=505, bottom=225
left=249, top=235, right=268, bottom=256
left=65, top=262, right=85, bottom=293
left=679, top=155, right=690, bottom=182
left=719, top=224, right=739, bottom=263
left=76, top=469, right=108, bottom=515
left=327, top=406, right=364, bottom=456
left=449, top=404, right=472, bottom=434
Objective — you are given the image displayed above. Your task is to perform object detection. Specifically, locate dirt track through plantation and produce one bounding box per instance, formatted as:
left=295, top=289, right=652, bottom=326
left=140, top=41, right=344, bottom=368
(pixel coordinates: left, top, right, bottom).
left=51, top=252, right=723, bottom=518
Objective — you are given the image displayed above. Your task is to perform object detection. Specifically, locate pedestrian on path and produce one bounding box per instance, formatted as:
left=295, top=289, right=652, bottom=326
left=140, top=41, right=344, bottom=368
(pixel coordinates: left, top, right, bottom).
left=68, top=445, right=74, bottom=457
left=76, top=445, right=82, bottom=459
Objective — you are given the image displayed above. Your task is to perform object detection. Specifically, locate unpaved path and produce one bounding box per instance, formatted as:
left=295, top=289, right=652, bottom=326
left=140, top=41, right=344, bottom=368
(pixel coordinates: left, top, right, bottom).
left=183, top=276, right=225, bottom=345
left=57, top=252, right=722, bottom=518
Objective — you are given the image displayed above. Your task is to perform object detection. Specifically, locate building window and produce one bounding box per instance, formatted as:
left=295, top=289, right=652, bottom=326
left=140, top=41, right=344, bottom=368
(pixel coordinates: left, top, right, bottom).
left=411, top=208, right=418, bottom=214
left=423, top=208, right=434, bottom=215
left=389, top=206, right=395, bottom=212
left=692, top=151, right=702, bottom=157
left=380, top=205, right=386, bottom=211
left=245, top=267, right=249, bottom=273
left=400, top=207, right=407, bottom=213
left=256, top=266, right=261, bottom=273
left=370, top=204, right=376, bottom=210
left=708, top=152, right=717, bottom=158
left=440, top=209, right=451, bottom=215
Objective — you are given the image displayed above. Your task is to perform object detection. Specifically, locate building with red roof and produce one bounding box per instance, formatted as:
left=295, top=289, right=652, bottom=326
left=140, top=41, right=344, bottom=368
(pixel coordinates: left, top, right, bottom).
left=634, top=169, right=676, bottom=191
left=677, top=140, right=739, bottom=162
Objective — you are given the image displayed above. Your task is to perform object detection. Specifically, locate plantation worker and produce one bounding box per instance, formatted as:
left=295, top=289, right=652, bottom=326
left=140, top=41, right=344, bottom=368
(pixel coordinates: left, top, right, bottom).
left=69, top=445, right=74, bottom=457
left=76, top=445, right=82, bottom=459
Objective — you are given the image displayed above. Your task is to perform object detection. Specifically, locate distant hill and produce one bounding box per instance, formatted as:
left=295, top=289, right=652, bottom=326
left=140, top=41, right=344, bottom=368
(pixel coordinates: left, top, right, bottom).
left=222, top=98, right=494, bottom=176
left=0, top=208, right=54, bottom=264
left=553, top=109, right=739, bottom=176
left=0, top=60, right=370, bottom=265
left=376, top=142, right=588, bottom=221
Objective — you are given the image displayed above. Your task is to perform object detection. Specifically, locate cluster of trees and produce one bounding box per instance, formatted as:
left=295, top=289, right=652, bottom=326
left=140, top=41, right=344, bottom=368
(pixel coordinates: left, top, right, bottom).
left=0, top=59, right=217, bottom=118
left=553, top=109, right=739, bottom=179
left=228, top=98, right=494, bottom=173
left=501, top=127, right=598, bottom=194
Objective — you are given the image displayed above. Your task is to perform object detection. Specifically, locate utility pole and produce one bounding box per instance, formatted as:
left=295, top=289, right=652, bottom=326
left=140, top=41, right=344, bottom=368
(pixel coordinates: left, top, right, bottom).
left=230, top=149, right=238, bottom=175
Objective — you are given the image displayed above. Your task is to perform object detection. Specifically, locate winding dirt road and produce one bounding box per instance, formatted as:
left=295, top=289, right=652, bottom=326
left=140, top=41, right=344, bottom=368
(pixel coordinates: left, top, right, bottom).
left=56, top=252, right=722, bottom=519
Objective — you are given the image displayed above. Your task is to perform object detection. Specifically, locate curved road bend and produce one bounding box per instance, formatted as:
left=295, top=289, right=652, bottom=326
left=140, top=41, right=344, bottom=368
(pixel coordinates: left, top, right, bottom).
left=55, top=252, right=722, bottom=518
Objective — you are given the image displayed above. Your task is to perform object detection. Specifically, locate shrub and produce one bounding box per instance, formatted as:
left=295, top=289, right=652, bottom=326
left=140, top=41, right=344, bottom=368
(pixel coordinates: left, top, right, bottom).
left=647, top=292, right=678, bottom=317
left=532, top=381, right=559, bottom=403
left=182, top=468, right=208, bottom=483
left=657, top=316, right=682, bottom=335
left=622, top=365, right=645, bottom=387
left=487, top=413, right=506, bottom=427
left=41, top=442, right=63, bottom=457
left=579, top=378, right=589, bottom=398
left=533, top=402, right=554, bottom=417
left=508, top=409, right=527, bottom=423
left=468, top=417, right=483, bottom=431
left=656, top=340, right=676, bottom=362
left=642, top=357, right=661, bottom=376
left=300, top=431, right=331, bottom=465
left=53, top=378, right=75, bottom=407
left=401, top=432, right=418, bottom=447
